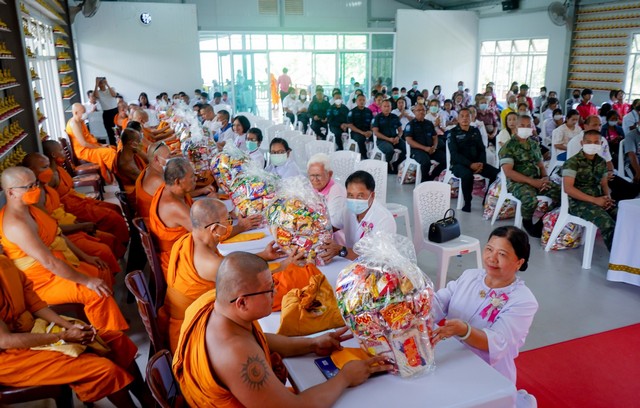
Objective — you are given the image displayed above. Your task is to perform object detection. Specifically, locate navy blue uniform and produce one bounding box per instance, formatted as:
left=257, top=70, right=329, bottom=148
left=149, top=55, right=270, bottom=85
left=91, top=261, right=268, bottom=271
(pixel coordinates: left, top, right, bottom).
left=347, top=107, right=374, bottom=159
left=327, top=104, right=350, bottom=150
left=404, top=118, right=446, bottom=182
left=372, top=112, right=406, bottom=172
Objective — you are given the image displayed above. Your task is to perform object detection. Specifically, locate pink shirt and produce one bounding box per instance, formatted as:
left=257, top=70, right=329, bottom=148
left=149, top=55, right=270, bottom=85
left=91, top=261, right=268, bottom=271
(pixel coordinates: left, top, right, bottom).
left=368, top=103, right=382, bottom=117
left=277, top=74, right=292, bottom=92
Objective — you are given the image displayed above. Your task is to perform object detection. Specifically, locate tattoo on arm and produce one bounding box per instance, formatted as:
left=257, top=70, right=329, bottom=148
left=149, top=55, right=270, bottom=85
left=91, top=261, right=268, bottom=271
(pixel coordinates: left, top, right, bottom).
left=240, top=355, right=270, bottom=390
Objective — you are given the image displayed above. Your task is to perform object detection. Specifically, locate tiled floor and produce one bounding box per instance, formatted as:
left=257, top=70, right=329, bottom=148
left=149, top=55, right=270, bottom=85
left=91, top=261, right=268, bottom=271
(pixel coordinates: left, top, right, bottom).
left=15, top=178, right=640, bottom=407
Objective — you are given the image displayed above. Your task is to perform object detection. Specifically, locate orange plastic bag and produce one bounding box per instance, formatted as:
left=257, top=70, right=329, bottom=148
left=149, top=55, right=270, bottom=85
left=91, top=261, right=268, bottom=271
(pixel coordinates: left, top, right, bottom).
left=272, top=263, right=322, bottom=311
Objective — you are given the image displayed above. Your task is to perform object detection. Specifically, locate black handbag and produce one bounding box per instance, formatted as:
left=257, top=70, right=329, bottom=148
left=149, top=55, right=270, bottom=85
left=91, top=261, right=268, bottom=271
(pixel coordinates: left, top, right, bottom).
left=428, top=209, right=461, bottom=243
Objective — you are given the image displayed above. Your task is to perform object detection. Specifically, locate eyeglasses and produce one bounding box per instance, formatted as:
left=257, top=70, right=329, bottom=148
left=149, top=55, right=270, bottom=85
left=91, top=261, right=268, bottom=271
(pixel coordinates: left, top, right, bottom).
left=204, top=217, right=233, bottom=231
left=308, top=174, right=326, bottom=180
left=229, top=282, right=275, bottom=303
left=10, top=183, right=38, bottom=191
left=153, top=142, right=167, bottom=153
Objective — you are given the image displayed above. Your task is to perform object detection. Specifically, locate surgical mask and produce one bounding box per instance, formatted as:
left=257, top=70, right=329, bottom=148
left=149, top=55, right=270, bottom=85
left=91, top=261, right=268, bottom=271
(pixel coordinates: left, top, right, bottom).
left=300, top=95, right=307, bottom=101
left=458, top=85, right=464, bottom=91
left=400, top=92, right=406, bottom=97
left=334, top=99, right=343, bottom=106
left=210, top=121, right=222, bottom=132
left=434, top=89, right=440, bottom=95
left=509, top=103, right=517, bottom=110
left=392, top=94, right=399, bottom=100
left=540, top=92, right=546, bottom=97
left=429, top=106, right=439, bottom=114
left=608, top=121, right=617, bottom=127
left=479, top=103, right=488, bottom=110
left=270, top=153, right=287, bottom=166
left=582, top=144, right=602, bottom=155
left=21, top=187, right=41, bottom=205
left=517, top=127, right=533, bottom=139
left=412, top=85, right=418, bottom=90
left=246, top=140, right=259, bottom=152
left=38, top=168, right=53, bottom=184
left=346, top=195, right=371, bottom=215
left=554, top=114, right=564, bottom=121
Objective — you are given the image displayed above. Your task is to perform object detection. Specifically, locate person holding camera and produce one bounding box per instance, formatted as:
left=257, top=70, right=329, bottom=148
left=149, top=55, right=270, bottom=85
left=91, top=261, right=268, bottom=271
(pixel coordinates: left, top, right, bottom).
left=93, top=77, right=119, bottom=146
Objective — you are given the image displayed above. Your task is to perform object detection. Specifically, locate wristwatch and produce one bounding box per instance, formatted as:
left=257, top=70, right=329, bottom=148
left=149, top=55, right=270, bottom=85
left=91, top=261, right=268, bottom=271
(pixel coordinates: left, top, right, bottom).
left=338, top=246, right=348, bottom=258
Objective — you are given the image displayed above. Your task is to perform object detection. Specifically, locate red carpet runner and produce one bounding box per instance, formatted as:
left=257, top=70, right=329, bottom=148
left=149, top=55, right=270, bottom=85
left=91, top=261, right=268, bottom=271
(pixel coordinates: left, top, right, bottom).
left=515, top=324, right=640, bottom=408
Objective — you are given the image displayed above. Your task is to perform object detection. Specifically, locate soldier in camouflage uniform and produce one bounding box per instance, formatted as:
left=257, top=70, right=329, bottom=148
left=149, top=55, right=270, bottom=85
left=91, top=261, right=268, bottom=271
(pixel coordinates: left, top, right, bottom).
left=563, top=130, right=617, bottom=251
left=499, top=115, right=560, bottom=237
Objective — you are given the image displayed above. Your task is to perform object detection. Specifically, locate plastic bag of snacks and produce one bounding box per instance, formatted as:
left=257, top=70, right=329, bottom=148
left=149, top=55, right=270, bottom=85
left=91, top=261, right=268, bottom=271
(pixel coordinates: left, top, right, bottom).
left=210, top=143, right=249, bottom=194
left=541, top=208, right=583, bottom=250
left=482, top=178, right=516, bottom=220
left=396, top=160, right=417, bottom=184
left=181, top=137, right=217, bottom=182
left=230, top=161, right=277, bottom=218
left=265, top=176, right=332, bottom=265
left=436, top=170, right=459, bottom=198
left=335, top=232, right=436, bottom=378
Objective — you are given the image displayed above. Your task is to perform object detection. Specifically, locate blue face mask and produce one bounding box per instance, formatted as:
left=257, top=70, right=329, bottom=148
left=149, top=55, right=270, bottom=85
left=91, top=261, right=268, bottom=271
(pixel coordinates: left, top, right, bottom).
left=246, top=140, right=259, bottom=152
left=346, top=194, right=372, bottom=215
left=270, top=153, right=287, bottom=166
left=479, top=103, right=488, bottom=110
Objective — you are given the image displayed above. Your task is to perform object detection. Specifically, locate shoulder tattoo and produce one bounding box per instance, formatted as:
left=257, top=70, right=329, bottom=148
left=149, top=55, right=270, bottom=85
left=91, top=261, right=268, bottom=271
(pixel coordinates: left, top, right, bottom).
left=240, top=355, right=270, bottom=390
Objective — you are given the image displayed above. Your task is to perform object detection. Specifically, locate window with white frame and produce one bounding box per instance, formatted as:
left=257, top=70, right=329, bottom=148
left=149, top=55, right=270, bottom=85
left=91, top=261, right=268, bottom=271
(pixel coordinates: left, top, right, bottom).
left=478, top=39, right=549, bottom=103
left=625, top=34, right=640, bottom=102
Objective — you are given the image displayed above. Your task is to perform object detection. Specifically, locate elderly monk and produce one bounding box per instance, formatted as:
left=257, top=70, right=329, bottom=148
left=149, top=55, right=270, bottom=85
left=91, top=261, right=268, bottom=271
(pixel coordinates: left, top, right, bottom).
left=115, top=128, right=147, bottom=205
left=162, top=198, right=286, bottom=352
left=0, top=167, right=128, bottom=331
left=173, top=252, right=391, bottom=407
left=130, top=109, right=175, bottom=151
left=42, top=140, right=129, bottom=259
left=135, top=141, right=170, bottom=218
left=0, top=254, right=153, bottom=407
left=23, top=153, right=121, bottom=274
left=114, top=100, right=129, bottom=131
left=66, top=103, right=117, bottom=183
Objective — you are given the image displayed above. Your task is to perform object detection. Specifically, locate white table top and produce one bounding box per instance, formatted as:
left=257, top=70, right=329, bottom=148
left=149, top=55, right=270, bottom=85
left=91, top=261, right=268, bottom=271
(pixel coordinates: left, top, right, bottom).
left=218, top=226, right=274, bottom=255
left=607, top=198, right=640, bottom=286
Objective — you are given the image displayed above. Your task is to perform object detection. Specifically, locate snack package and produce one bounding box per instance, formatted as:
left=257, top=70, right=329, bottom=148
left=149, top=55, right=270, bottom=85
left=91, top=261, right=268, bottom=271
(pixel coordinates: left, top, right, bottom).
left=541, top=207, right=584, bottom=250
left=436, top=170, right=459, bottom=198
left=265, top=176, right=332, bottom=265
left=181, top=136, right=217, bottom=183
left=483, top=177, right=516, bottom=220
left=397, top=160, right=417, bottom=184
left=230, top=161, right=277, bottom=218
left=335, top=232, right=435, bottom=378
left=210, top=143, right=249, bottom=194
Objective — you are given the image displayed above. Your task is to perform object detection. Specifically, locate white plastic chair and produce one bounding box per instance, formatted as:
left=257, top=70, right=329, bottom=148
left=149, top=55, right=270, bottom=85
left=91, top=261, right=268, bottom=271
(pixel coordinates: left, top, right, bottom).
left=279, top=130, right=303, bottom=146
left=400, top=143, right=422, bottom=185
left=356, top=159, right=411, bottom=238
left=491, top=168, right=523, bottom=228
left=413, top=181, right=482, bottom=289
left=290, top=134, right=315, bottom=171
left=618, top=141, right=633, bottom=181
left=330, top=150, right=361, bottom=184
left=305, top=140, right=335, bottom=162
left=544, top=180, right=597, bottom=269
left=344, top=130, right=360, bottom=153
left=548, top=143, right=565, bottom=174
left=368, top=135, right=385, bottom=161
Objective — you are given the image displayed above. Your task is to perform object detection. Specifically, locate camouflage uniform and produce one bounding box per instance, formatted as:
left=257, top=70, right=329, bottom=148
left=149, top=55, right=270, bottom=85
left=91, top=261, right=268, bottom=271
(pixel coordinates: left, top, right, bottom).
left=563, top=152, right=617, bottom=251
left=499, top=137, right=560, bottom=219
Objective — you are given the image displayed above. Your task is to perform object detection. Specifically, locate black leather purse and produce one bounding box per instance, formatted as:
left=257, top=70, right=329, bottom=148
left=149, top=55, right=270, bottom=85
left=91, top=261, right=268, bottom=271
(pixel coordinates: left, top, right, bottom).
left=428, top=209, right=461, bottom=243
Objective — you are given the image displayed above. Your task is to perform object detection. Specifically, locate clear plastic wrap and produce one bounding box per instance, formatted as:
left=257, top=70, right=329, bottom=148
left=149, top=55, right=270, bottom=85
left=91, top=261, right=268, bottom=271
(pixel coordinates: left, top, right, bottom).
left=265, top=176, right=332, bottom=265
left=335, top=232, right=436, bottom=378
left=230, top=161, right=277, bottom=218
left=210, top=143, right=250, bottom=194
left=541, top=207, right=584, bottom=250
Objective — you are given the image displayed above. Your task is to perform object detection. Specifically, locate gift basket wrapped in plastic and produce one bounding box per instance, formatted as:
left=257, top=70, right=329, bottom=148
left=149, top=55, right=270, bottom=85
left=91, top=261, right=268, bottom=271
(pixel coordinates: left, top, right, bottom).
left=265, top=176, right=332, bottom=265
left=210, top=143, right=249, bottom=194
left=181, top=123, right=217, bottom=185
left=230, top=161, right=277, bottom=218
left=335, top=232, right=436, bottom=378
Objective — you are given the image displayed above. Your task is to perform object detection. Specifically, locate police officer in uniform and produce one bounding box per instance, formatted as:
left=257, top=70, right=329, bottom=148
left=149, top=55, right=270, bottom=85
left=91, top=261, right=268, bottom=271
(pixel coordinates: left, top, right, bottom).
left=372, top=100, right=406, bottom=174
left=347, top=94, right=374, bottom=160
left=309, top=86, right=330, bottom=139
left=404, top=104, right=446, bottom=182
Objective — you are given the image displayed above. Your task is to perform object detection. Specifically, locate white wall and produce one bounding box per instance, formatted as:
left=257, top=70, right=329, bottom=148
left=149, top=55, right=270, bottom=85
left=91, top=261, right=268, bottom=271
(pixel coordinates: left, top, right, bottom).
left=395, top=10, right=478, bottom=94
left=74, top=2, right=201, bottom=101
left=478, top=10, right=571, bottom=100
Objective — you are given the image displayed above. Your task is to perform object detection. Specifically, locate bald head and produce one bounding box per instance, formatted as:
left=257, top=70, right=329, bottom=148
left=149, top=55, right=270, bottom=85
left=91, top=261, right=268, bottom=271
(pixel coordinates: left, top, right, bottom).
left=216, top=252, right=269, bottom=303
left=190, top=198, right=228, bottom=229
left=21, top=153, right=49, bottom=175
left=42, top=140, right=62, bottom=159
left=71, top=103, right=85, bottom=117
left=147, top=141, right=170, bottom=162
left=1, top=166, right=35, bottom=190
left=131, top=109, right=149, bottom=123
left=164, top=157, right=191, bottom=185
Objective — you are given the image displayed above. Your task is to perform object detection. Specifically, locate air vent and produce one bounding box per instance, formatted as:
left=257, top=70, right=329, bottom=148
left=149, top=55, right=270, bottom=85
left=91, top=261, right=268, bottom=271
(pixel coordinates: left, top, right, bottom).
left=284, top=0, right=304, bottom=15
left=258, top=0, right=278, bottom=15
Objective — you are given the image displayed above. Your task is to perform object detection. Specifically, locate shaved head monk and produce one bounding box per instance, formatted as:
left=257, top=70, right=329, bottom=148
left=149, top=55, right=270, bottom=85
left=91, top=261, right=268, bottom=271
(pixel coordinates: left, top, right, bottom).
left=135, top=140, right=170, bottom=218
left=42, top=140, right=129, bottom=259
left=67, top=103, right=117, bottom=183
left=0, top=254, right=153, bottom=407
left=22, top=152, right=121, bottom=274
left=130, top=108, right=176, bottom=147
left=173, top=252, right=391, bottom=407
left=115, top=128, right=147, bottom=205
left=0, top=167, right=128, bottom=331
left=162, top=198, right=286, bottom=352
left=114, top=100, right=129, bottom=130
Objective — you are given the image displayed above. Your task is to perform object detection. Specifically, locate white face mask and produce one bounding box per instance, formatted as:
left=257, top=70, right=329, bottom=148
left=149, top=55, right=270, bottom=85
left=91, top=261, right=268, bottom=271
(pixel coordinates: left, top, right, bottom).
left=517, top=127, right=533, bottom=139
left=608, top=121, right=617, bottom=127
left=554, top=115, right=564, bottom=121
left=334, top=99, right=343, bottom=106
left=458, top=85, right=464, bottom=91
left=210, top=120, right=222, bottom=131
left=346, top=194, right=372, bottom=215
left=540, top=92, right=546, bottom=97
left=582, top=143, right=602, bottom=155
left=270, top=153, right=287, bottom=166
left=509, top=103, right=517, bottom=110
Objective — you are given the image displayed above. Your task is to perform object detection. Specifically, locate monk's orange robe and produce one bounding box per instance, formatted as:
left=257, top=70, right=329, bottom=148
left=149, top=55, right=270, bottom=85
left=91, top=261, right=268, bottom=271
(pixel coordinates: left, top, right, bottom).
left=66, top=119, right=117, bottom=183
left=172, top=291, right=272, bottom=408
left=114, top=115, right=129, bottom=130
left=0, top=255, right=137, bottom=403
left=42, top=184, right=121, bottom=274
left=148, top=184, right=193, bottom=275
left=0, top=206, right=128, bottom=331
left=54, top=166, right=128, bottom=258
left=114, top=149, right=146, bottom=205
left=134, top=168, right=154, bottom=218
left=162, top=233, right=218, bottom=353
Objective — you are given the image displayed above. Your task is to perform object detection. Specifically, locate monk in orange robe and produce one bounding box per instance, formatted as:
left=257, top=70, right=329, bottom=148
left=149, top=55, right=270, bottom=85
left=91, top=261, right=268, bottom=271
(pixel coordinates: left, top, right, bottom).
left=114, top=129, right=147, bottom=205
left=66, top=103, right=117, bottom=183
left=0, top=254, right=152, bottom=407
left=130, top=109, right=176, bottom=152
left=134, top=141, right=169, bottom=218
left=42, top=140, right=129, bottom=259
left=114, top=100, right=129, bottom=131
left=172, top=252, right=388, bottom=407
left=0, top=167, right=128, bottom=331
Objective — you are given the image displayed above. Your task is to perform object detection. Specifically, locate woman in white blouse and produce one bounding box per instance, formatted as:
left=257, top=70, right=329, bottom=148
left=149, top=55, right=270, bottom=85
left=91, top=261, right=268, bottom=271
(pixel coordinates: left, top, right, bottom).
left=496, top=111, right=518, bottom=151
left=551, top=109, right=582, bottom=161
left=391, top=97, right=414, bottom=128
